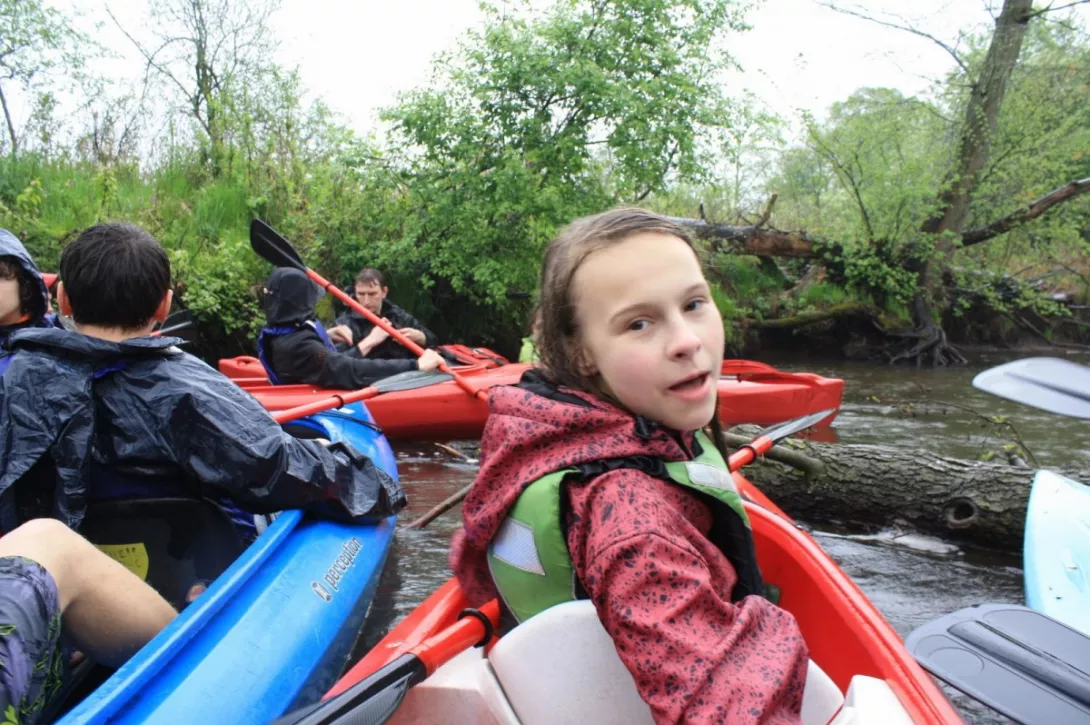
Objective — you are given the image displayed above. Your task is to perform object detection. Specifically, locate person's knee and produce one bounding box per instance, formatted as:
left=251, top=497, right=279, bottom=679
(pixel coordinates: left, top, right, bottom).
left=0, top=518, right=76, bottom=558
left=0, top=518, right=86, bottom=609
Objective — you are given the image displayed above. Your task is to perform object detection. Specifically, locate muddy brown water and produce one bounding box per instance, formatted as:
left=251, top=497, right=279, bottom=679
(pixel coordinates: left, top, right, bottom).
left=357, top=354, right=1090, bottom=724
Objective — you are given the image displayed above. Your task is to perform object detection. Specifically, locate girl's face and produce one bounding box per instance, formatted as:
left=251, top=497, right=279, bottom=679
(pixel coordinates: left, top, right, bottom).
left=571, top=232, right=724, bottom=431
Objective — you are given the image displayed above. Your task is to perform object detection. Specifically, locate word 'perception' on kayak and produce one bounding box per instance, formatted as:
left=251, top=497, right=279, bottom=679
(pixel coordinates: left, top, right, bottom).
left=313, top=537, right=364, bottom=601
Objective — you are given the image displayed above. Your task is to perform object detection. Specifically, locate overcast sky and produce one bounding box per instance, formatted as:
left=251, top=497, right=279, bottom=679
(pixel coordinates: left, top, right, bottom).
left=32, top=0, right=1090, bottom=141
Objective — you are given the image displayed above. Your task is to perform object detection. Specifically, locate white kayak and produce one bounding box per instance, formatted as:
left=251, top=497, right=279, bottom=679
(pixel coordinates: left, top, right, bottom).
left=1023, top=469, right=1090, bottom=636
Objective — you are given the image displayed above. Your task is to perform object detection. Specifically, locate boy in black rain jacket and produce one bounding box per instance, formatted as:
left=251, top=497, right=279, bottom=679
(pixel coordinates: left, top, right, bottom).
left=0, top=223, right=406, bottom=533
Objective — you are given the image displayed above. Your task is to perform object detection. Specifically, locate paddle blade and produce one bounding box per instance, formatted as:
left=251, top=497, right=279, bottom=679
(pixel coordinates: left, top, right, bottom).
left=973, top=357, right=1090, bottom=419
left=761, top=408, right=837, bottom=443
left=159, top=309, right=194, bottom=330
left=906, top=603, right=1090, bottom=723
left=372, top=370, right=455, bottom=394
left=272, top=653, right=425, bottom=725
left=250, top=219, right=306, bottom=271
left=157, top=323, right=192, bottom=336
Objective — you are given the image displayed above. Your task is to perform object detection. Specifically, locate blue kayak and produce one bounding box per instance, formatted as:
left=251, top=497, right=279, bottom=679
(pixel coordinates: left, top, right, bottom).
left=1023, top=469, right=1090, bottom=636
left=59, top=401, right=397, bottom=724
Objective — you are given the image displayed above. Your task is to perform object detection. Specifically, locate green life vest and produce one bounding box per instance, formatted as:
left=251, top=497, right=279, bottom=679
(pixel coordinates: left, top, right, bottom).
left=518, top=337, right=540, bottom=364
left=486, top=430, right=765, bottom=624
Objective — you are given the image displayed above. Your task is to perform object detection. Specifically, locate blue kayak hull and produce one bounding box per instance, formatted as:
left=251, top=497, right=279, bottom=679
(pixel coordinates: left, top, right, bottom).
left=60, top=401, right=397, bottom=723
left=1023, top=469, right=1090, bottom=636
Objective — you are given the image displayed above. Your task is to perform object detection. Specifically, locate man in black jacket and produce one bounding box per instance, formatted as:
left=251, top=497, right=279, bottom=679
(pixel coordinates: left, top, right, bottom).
left=258, top=268, right=443, bottom=389
left=327, top=268, right=438, bottom=360
left=0, top=223, right=406, bottom=535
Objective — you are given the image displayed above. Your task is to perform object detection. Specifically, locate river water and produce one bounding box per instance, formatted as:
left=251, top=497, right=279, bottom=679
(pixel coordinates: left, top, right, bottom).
left=360, top=353, right=1090, bottom=724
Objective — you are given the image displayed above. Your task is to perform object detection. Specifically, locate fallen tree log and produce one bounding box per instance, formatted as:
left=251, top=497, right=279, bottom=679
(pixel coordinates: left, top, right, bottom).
left=732, top=428, right=1090, bottom=551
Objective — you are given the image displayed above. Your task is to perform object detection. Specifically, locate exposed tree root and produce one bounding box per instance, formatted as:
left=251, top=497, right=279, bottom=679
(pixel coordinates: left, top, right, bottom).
left=883, top=295, right=967, bottom=367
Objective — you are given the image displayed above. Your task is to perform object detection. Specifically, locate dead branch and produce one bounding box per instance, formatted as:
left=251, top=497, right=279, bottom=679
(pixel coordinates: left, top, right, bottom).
left=961, top=177, right=1090, bottom=246
left=814, top=2, right=971, bottom=75
left=668, top=217, right=825, bottom=259
left=403, top=484, right=471, bottom=530
left=755, top=193, right=778, bottom=228
left=722, top=432, right=825, bottom=477
left=751, top=302, right=877, bottom=329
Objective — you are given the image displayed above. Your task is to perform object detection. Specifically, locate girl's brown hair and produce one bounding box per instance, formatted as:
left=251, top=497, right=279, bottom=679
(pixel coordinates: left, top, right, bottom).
left=536, top=207, right=730, bottom=454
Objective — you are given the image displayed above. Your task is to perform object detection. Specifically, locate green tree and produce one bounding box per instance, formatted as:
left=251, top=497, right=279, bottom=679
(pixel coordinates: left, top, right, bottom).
left=736, top=4, right=1090, bottom=359
left=371, top=0, right=752, bottom=332
left=108, top=0, right=281, bottom=175
left=0, top=0, right=89, bottom=155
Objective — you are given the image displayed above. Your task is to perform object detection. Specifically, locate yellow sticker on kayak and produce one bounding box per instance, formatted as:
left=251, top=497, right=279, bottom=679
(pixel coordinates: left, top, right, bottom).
left=96, top=543, right=150, bottom=581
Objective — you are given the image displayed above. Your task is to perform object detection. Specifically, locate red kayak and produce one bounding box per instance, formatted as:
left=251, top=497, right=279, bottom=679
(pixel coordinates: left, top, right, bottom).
left=319, top=471, right=960, bottom=724
left=220, top=355, right=843, bottom=441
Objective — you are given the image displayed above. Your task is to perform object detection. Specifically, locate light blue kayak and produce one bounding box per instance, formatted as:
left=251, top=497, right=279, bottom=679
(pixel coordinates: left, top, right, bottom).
left=59, top=401, right=398, bottom=724
left=1024, top=469, right=1090, bottom=636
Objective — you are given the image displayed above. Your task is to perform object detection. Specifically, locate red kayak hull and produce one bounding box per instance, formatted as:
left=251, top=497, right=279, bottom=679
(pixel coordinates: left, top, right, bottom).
left=329, top=473, right=959, bottom=723
left=220, top=357, right=843, bottom=441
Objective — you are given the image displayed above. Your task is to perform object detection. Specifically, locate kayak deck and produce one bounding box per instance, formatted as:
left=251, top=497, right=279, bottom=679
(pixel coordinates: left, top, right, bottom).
left=1024, top=469, right=1090, bottom=636
left=59, top=402, right=397, bottom=724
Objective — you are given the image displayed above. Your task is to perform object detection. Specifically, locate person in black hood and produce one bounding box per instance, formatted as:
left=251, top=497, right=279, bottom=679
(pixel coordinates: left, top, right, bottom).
left=258, top=267, right=443, bottom=389
left=0, top=230, right=64, bottom=371
left=0, top=222, right=406, bottom=537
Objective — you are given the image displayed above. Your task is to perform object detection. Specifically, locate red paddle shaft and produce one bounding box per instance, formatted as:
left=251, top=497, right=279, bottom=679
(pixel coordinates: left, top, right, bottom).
left=302, top=269, right=485, bottom=401
left=727, top=435, right=774, bottom=471
left=728, top=435, right=791, bottom=519
left=271, top=385, right=382, bottom=424
left=324, top=598, right=501, bottom=700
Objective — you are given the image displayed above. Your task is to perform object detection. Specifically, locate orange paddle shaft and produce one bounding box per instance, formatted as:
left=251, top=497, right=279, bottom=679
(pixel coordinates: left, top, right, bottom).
left=302, top=269, right=485, bottom=401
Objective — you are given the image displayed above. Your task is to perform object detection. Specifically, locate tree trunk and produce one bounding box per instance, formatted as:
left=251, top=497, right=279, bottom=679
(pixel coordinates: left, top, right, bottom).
left=919, top=0, right=1032, bottom=290
left=0, top=83, right=18, bottom=156
left=738, top=434, right=1089, bottom=551
left=890, top=0, right=1034, bottom=366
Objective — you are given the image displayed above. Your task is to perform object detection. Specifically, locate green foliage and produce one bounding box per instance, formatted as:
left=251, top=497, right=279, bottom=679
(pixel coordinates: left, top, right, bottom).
left=378, top=0, right=752, bottom=321
left=759, top=17, right=1090, bottom=326
left=3, top=0, right=1089, bottom=358
left=0, top=0, right=93, bottom=154
left=709, top=283, right=743, bottom=348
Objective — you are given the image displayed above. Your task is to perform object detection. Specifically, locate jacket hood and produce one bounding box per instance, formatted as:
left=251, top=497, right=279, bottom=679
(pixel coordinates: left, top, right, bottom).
left=0, top=229, right=48, bottom=324
left=451, top=369, right=695, bottom=603
left=263, top=268, right=322, bottom=326
left=9, top=327, right=183, bottom=362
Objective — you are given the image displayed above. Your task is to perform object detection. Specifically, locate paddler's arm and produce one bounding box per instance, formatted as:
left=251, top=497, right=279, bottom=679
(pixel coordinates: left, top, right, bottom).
left=569, top=474, right=809, bottom=725
left=287, top=334, right=416, bottom=389
left=167, top=364, right=407, bottom=521
left=585, top=534, right=808, bottom=724
left=392, top=307, right=437, bottom=349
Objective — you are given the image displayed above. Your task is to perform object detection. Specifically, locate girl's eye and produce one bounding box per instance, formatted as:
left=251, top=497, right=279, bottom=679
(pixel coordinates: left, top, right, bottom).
left=627, top=319, right=649, bottom=332
left=684, top=298, right=706, bottom=312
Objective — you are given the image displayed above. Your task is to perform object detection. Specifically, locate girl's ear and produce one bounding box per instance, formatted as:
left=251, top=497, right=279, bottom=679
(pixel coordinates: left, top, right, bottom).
left=574, top=344, right=598, bottom=377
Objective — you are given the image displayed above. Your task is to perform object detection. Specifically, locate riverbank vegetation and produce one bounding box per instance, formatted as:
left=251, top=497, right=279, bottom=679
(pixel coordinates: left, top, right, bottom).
left=2, top=0, right=1088, bottom=361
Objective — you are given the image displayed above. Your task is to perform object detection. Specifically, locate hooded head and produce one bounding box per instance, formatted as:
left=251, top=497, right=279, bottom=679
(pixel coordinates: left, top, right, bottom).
left=262, top=268, right=322, bottom=326
left=0, top=229, right=49, bottom=328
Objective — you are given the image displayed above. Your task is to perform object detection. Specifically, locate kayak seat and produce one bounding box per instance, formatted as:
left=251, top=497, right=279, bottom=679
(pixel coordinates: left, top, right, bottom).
left=80, top=497, right=246, bottom=610
left=487, top=600, right=844, bottom=725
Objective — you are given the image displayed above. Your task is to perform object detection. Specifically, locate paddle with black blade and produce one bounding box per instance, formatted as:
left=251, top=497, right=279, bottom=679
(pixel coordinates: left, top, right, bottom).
left=271, top=599, right=501, bottom=725
left=906, top=603, right=1090, bottom=724
left=972, top=356, right=1090, bottom=419
left=249, top=219, right=485, bottom=401
left=271, top=408, right=837, bottom=725
left=151, top=309, right=195, bottom=337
